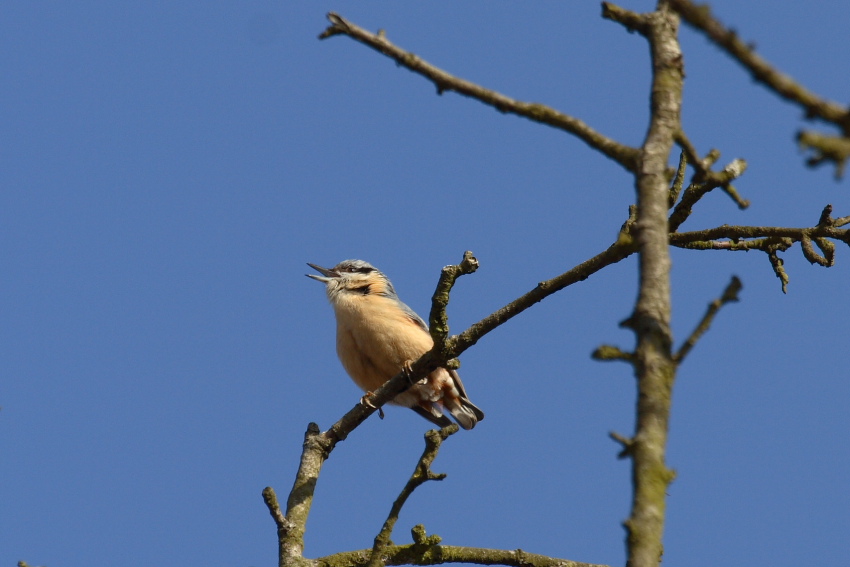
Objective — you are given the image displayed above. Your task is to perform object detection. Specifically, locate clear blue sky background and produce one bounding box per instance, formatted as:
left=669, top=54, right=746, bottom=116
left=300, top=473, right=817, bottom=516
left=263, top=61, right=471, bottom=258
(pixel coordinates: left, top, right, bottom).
left=3, top=2, right=848, bottom=566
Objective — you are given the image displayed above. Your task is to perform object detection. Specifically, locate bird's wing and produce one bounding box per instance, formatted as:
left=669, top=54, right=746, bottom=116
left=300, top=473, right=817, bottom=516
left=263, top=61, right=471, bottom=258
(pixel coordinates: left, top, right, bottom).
left=398, top=300, right=429, bottom=332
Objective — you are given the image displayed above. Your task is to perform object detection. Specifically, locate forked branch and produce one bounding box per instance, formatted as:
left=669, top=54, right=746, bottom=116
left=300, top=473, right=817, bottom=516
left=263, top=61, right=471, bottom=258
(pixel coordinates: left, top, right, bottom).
left=671, top=204, right=850, bottom=292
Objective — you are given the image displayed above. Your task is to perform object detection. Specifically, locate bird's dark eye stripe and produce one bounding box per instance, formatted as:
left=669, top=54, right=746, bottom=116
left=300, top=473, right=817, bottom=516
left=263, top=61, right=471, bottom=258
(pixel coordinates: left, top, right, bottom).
left=338, top=264, right=374, bottom=274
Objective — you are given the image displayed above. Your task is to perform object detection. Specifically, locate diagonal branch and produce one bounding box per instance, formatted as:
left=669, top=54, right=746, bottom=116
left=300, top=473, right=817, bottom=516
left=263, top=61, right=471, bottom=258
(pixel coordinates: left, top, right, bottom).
left=668, top=0, right=850, bottom=178
left=263, top=487, right=296, bottom=567
left=674, top=276, right=742, bottom=363
left=668, top=0, right=850, bottom=130
left=668, top=158, right=748, bottom=232
left=450, top=241, right=637, bottom=355
left=797, top=131, right=850, bottom=180
left=319, top=12, right=640, bottom=173
left=368, top=426, right=458, bottom=567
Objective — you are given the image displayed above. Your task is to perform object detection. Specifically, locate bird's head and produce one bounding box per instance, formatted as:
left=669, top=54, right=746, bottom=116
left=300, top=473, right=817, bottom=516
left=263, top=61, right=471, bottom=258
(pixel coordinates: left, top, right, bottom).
left=306, top=259, right=397, bottom=301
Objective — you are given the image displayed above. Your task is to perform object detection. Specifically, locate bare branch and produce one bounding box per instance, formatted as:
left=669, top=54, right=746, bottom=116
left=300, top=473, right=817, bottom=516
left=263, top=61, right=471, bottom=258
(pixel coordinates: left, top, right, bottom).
left=797, top=131, right=850, bottom=180
left=263, top=487, right=296, bottom=567
left=592, top=345, right=635, bottom=363
left=671, top=209, right=850, bottom=292
left=668, top=158, right=748, bottom=232
left=318, top=13, right=640, bottom=173
left=368, top=427, right=458, bottom=567
left=670, top=0, right=850, bottom=176
left=449, top=237, right=636, bottom=356
left=668, top=0, right=850, bottom=129
left=673, top=130, right=720, bottom=176
left=670, top=222, right=850, bottom=245
left=615, top=4, right=683, bottom=567
left=668, top=151, right=689, bottom=207
left=281, top=423, right=332, bottom=562
left=602, top=3, right=648, bottom=34
left=674, top=276, right=742, bottom=363
left=429, top=251, right=479, bottom=352
left=321, top=534, right=610, bottom=567
left=609, top=431, right=636, bottom=459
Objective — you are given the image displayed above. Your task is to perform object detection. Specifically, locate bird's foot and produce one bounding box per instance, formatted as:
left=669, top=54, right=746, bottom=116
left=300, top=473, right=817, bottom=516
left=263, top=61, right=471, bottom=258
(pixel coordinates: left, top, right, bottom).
left=401, top=360, right=421, bottom=384
left=360, top=391, right=385, bottom=419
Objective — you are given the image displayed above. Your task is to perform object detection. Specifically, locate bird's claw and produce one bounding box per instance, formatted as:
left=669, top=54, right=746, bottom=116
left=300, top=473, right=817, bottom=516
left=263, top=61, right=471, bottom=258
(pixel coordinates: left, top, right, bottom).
left=402, top=360, right=420, bottom=384
left=360, top=391, right=385, bottom=419
left=360, top=391, right=377, bottom=408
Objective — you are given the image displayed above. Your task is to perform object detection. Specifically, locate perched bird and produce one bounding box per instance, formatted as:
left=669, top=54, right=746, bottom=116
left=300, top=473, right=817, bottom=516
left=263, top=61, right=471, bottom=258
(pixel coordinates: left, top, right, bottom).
left=307, top=259, right=484, bottom=430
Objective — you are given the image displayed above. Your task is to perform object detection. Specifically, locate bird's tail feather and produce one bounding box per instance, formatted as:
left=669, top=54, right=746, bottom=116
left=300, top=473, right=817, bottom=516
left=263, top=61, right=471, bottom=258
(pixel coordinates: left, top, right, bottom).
left=445, top=397, right=484, bottom=430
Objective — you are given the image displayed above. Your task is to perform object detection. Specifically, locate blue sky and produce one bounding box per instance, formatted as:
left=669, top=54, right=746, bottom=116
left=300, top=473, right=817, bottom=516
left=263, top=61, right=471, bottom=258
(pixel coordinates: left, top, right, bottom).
left=2, top=2, right=848, bottom=566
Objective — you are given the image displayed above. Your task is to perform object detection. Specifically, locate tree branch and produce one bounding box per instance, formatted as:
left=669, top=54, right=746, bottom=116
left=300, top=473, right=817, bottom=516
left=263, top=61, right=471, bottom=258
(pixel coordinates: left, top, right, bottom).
left=318, top=12, right=640, bottom=173
left=321, top=530, right=610, bottom=567
left=449, top=228, right=637, bottom=356
left=607, top=4, right=682, bottom=567
left=428, top=251, right=479, bottom=357
left=667, top=0, right=850, bottom=129
left=592, top=345, right=635, bottom=364
left=281, top=424, right=333, bottom=564
left=670, top=220, right=850, bottom=245
left=674, top=276, right=742, bottom=363
left=797, top=131, right=850, bottom=180
left=368, top=426, right=458, bottom=567
left=668, top=158, right=748, bottom=232
left=673, top=130, right=720, bottom=177
left=670, top=205, right=849, bottom=291
left=668, top=0, right=850, bottom=178
left=263, top=487, right=295, bottom=567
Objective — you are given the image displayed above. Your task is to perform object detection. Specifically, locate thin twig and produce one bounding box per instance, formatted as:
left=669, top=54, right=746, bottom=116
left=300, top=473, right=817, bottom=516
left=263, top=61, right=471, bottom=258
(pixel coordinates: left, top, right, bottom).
left=263, top=487, right=295, bottom=567
left=668, top=158, right=748, bottom=232
left=609, top=431, right=635, bottom=459
left=674, top=276, right=742, bottom=363
left=797, top=131, right=850, bottom=180
left=671, top=208, right=850, bottom=292
left=319, top=12, right=640, bottom=173
left=591, top=345, right=635, bottom=364
left=429, top=251, right=479, bottom=351
left=368, top=426, right=458, bottom=567
left=450, top=237, right=636, bottom=355
left=668, top=151, right=688, bottom=207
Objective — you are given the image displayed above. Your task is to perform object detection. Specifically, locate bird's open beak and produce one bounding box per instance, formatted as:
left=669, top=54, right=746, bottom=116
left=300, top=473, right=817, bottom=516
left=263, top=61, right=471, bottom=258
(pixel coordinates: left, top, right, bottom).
left=306, top=263, right=338, bottom=283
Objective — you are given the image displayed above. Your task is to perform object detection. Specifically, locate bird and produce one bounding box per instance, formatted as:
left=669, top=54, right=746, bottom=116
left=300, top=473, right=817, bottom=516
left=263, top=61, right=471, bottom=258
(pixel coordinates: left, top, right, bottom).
left=306, top=259, right=484, bottom=430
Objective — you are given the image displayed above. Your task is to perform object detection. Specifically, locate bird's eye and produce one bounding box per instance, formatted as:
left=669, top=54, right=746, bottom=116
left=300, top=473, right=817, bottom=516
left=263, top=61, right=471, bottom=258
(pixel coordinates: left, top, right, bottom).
left=356, top=267, right=373, bottom=273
